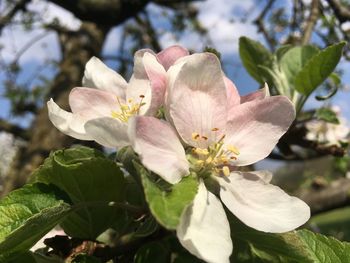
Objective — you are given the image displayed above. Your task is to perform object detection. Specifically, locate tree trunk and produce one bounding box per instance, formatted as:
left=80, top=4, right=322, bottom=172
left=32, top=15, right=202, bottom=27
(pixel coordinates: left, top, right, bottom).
left=1, top=22, right=109, bottom=197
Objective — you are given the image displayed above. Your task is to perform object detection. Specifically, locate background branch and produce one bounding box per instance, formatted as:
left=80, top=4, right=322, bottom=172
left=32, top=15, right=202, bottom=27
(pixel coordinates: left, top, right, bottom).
left=298, top=178, right=350, bottom=215
left=302, top=0, right=319, bottom=44
left=0, top=119, right=29, bottom=140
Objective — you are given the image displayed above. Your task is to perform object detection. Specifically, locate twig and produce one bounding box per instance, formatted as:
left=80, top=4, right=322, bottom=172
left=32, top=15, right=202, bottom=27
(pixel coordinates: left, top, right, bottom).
left=298, top=178, right=350, bottom=215
left=302, top=0, right=320, bottom=45
left=0, top=119, right=29, bottom=140
left=0, top=0, right=30, bottom=34
left=326, top=0, right=350, bottom=23
left=253, top=0, right=276, bottom=51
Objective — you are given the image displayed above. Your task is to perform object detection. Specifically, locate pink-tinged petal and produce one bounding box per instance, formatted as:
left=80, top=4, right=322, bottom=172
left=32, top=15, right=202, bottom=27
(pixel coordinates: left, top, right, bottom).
left=133, top=48, right=155, bottom=78
left=225, top=96, right=295, bottom=166
left=85, top=117, right=129, bottom=148
left=47, top=99, right=93, bottom=140
left=177, top=180, right=232, bottom=263
left=142, top=52, right=167, bottom=115
left=128, top=52, right=166, bottom=116
left=127, top=77, right=152, bottom=115
left=169, top=53, right=227, bottom=148
left=129, top=116, right=189, bottom=184
left=225, top=77, right=240, bottom=111
left=164, top=59, right=187, bottom=124
left=240, top=83, right=270, bottom=104
left=217, top=171, right=310, bottom=233
left=69, top=87, right=119, bottom=117
left=82, top=56, right=126, bottom=98
left=157, top=45, right=189, bottom=71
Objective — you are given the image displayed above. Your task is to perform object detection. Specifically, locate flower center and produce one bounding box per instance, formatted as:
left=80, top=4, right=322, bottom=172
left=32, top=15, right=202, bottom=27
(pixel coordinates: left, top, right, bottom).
left=187, top=128, right=240, bottom=177
left=111, top=95, right=146, bottom=122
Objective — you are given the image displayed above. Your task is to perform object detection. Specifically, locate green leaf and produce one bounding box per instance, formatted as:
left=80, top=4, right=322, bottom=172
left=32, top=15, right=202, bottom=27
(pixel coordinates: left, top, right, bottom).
left=229, top=214, right=350, bottom=262
left=230, top=215, right=310, bottom=262
left=239, top=37, right=273, bottom=84
left=134, top=241, right=170, bottom=263
left=34, top=146, right=126, bottom=239
left=297, top=229, right=350, bottom=262
left=295, top=42, right=346, bottom=95
left=0, top=183, right=71, bottom=261
left=280, top=45, right=319, bottom=88
left=309, top=206, right=350, bottom=240
left=316, top=108, right=340, bottom=124
left=275, top=45, right=293, bottom=61
left=71, top=254, right=101, bottom=263
left=136, top=163, right=198, bottom=230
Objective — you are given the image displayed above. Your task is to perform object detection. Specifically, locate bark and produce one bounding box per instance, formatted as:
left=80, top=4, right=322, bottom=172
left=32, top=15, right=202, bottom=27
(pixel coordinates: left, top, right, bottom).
left=1, top=22, right=109, bottom=196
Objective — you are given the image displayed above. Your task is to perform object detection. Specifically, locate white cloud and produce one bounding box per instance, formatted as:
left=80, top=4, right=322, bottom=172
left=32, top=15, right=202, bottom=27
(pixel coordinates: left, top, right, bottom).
left=1, top=0, right=80, bottom=63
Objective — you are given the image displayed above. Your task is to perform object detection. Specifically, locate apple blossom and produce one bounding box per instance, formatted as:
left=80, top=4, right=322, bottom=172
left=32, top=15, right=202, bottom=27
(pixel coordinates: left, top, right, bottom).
left=47, top=45, right=188, bottom=148
left=130, top=53, right=310, bottom=263
left=306, top=106, right=349, bottom=145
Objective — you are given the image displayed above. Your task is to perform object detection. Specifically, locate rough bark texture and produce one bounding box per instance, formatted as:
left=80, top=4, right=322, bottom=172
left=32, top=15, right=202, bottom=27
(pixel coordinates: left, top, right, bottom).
left=1, top=22, right=109, bottom=196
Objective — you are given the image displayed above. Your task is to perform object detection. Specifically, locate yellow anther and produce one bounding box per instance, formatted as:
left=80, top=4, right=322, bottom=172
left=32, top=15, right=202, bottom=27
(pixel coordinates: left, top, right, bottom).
left=128, top=98, right=133, bottom=103
left=193, top=148, right=209, bottom=156
left=196, top=160, right=204, bottom=165
left=222, top=166, right=230, bottom=176
left=205, top=156, right=213, bottom=164
left=211, top=128, right=219, bottom=131
left=192, top=133, right=200, bottom=141
left=227, top=145, right=240, bottom=155
left=121, top=105, right=129, bottom=111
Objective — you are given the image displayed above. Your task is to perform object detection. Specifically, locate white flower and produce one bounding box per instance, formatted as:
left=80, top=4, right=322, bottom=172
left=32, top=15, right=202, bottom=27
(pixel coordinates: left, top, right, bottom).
left=130, top=53, right=310, bottom=263
left=47, top=46, right=189, bottom=148
left=306, top=107, right=349, bottom=145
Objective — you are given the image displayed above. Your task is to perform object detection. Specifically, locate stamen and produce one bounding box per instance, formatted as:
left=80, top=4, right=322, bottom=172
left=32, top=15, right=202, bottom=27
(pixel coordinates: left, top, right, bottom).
left=192, top=133, right=200, bottom=141
left=211, top=128, right=219, bottom=131
left=227, top=145, right=240, bottom=155
left=201, top=136, right=208, bottom=140
left=193, top=148, right=209, bottom=156
left=222, top=166, right=230, bottom=176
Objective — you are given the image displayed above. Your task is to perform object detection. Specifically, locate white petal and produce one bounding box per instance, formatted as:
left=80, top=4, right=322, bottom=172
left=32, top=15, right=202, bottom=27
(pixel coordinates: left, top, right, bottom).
left=69, top=87, right=119, bottom=116
left=126, top=77, right=152, bottom=115
left=47, top=99, right=92, bottom=140
left=169, top=53, right=227, bottom=148
left=225, top=96, right=295, bottom=166
left=240, top=83, right=270, bottom=104
left=82, top=56, right=127, bottom=98
left=84, top=117, right=129, bottom=148
left=217, top=171, right=310, bottom=233
left=177, top=180, right=232, bottom=263
left=129, top=116, right=189, bottom=184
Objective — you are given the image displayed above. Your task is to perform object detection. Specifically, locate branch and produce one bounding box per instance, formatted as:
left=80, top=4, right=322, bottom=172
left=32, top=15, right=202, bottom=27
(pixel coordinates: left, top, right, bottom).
left=48, top=0, right=151, bottom=26
left=302, top=0, right=320, bottom=44
left=298, top=178, right=350, bottom=215
left=0, top=0, right=31, bottom=34
left=135, top=11, right=161, bottom=52
left=253, top=0, right=276, bottom=51
left=0, top=119, right=29, bottom=140
left=326, top=0, right=350, bottom=23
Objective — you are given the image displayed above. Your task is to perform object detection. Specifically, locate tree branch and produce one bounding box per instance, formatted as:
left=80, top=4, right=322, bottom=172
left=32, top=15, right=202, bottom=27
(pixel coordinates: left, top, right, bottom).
left=48, top=0, right=151, bottom=26
left=298, top=178, right=350, bottom=215
left=302, top=0, right=320, bottom=45
left=326, top=0, right=350, bottom=23
left=0, top=119, right=29, bottom=140
left=0, top=0, right=31, bottom=34
left=253, top=0, right=276, bottom=51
